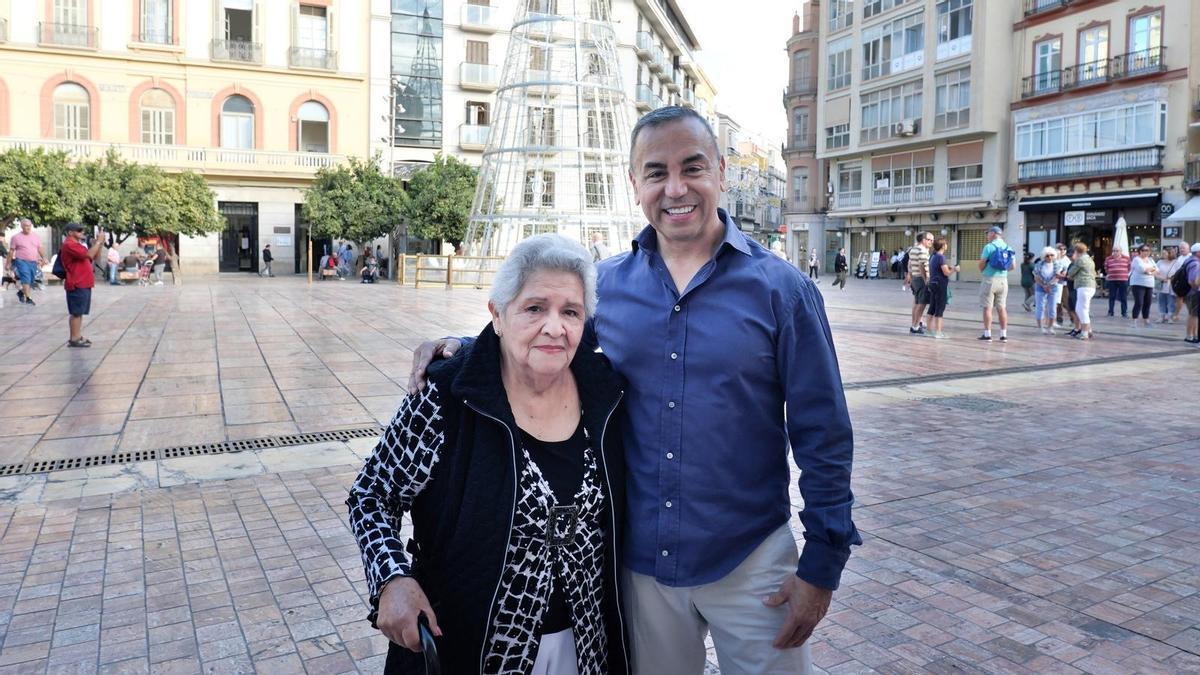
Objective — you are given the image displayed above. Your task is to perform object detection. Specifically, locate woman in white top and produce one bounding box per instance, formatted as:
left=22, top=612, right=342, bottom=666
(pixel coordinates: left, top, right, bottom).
left=1156, top=245, right=1185, bottom=323
left=1128, top=244, right=1157, bottom=328
left=1033, top=247, right=1060, bottom=334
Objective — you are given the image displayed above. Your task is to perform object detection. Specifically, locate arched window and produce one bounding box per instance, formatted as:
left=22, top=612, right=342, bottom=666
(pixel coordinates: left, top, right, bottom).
left=53, top=82, right=91, bottom=140
left=140, top=88, right=175, bottom=145
left=297, top=100, right=329, bottom=153
left=220, top=95, right=255, bottom=149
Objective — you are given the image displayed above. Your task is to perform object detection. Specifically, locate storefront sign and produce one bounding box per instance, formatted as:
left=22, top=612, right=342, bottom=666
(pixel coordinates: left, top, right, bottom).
left=1159, top=203, right=1175, bottom=219
left=1067, top=210, right=1111, bottom=226
left=273, top=235, right=293, bottom=247
left=1064, top=211, right=1085, bottom=226
left=1163, top=226, right=1182, bottom=239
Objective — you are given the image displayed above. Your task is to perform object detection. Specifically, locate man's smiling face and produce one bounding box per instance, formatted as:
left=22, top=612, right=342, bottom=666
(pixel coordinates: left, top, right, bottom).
left=628, top=117, right=727, bottom=246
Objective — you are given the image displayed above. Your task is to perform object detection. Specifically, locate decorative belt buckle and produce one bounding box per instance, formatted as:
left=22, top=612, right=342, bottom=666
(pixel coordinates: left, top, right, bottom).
left=547, top=505, right=579, bottom=547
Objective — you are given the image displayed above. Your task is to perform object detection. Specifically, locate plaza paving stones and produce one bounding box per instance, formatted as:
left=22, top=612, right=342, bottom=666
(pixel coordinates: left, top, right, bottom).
left=0, top=275, right=1197, bottom=673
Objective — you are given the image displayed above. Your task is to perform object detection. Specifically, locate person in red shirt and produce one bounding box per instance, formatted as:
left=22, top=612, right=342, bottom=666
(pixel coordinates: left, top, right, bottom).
left=60, top=223, right=105, bottom=348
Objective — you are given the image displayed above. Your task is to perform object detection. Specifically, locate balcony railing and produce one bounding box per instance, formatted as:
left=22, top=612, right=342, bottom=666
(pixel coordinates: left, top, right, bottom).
left=1018, top=146, right=1163, bottom=182
left=681, top=89, right=696, bottom=108
left=835, top=191, right=862, bottom=209
left=1022, top=47, right=1168, bottom=99
left=648, top=45, right=664, bottom=72
left=948, top=179, right=983, bottom=200
left=872, top=184, right=933, bottom=206
left=636, top=84, right=661, bottom=110
left=461, top=3, right=499, bottom=31
left=39, top=21, right=98, bottom=49
left=460, top=62, right=500, bottom=89
left=289, top=47, right=337, bottom=70
left=211, top=39, right=262, bottom=64
left=459, top=124, right=491, bottom=150
left=1023, top=0, right=1067, bottom=16
left=635, top=31, right=652, bottom=57
left=1185, top=158, right=1200, bottom=191
left=785, top=135, right=816, bottom=153
left=0, top=137, right=345, bottom=177
left=786, top=77, right=817, bottom=98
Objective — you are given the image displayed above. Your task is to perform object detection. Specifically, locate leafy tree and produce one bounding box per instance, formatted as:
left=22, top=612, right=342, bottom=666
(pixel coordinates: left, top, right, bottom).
left=0, top=147, right=82, bottom=229
left=78, top=151, right=140, bottom=242
left=126, top=169, right=223, bottom=284
left=302, top=156, right=407, bottom=261
left=404, top=153, right=478, bottom=249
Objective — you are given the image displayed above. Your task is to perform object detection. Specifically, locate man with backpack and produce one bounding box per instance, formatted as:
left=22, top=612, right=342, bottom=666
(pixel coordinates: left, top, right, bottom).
left=1177, top=243, right=1200, bottom=344
left=58, top=223, right=105, bottom=348
left=978, top=225, right=1015, bottom=342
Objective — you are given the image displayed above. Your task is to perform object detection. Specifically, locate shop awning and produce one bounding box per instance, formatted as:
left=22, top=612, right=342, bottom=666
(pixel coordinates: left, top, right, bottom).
left=1166, top=196, right=1200, bottom=222
left=1018, top=189, right=1160, bottom=212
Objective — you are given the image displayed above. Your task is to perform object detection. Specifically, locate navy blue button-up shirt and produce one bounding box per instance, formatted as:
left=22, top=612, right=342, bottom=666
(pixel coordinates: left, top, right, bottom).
left=594, top=211, right=861, bottom=590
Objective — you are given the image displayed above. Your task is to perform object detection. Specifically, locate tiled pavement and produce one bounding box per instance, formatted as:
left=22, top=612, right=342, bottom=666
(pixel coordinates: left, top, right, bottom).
left=0, top=276, right=1197, bottom=673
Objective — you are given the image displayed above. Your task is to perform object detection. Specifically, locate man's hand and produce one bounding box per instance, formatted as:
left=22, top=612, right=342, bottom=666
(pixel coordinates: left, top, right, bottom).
left=763, top=574, right=832, bottom=649
left=407, top=338, right=462, bottom=393
left=376, top=577, right=441, bottom=652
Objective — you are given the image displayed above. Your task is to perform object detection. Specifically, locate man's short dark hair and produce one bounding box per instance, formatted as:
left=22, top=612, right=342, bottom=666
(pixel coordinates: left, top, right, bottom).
left=629, top=106, right=720, bottom=167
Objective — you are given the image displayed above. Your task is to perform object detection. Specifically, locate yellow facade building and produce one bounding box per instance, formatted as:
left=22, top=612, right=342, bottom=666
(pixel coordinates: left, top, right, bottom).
left=0, top=0, right=370, bottom=274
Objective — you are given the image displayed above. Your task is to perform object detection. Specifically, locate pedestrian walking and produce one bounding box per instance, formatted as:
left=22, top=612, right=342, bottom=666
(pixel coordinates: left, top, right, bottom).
left=6, top=218, right=46, bottom=305
left=105, top=244, right=120, bottom=285
left=906, top=231, right=933, bottom=334
left=1155, top=246, right=1181, bottom=323
left=60, top=223, right=104, bottom=348
left=589, top=232, right=611, bottom=262
left=977, top=226, right=1015, bottom=342
left=1053, top=242, right=1069, bottom=325
left=808, top=249, right=820, bottom=281
left=1183, top=243, right=1200, bottom=344
left=151, top=248, right=168, bottom=285
left=1104, top=246, right=1130, bottom=318
left=1033, top=247, right=1059, bottom=335
left=1020, top=252, right=1035, bottom=311
left=1171, top=242, right=1190, bottom=322
left=1128, top=244, right=1156, bottom=328
left=260, top=244, right=274, bottom=277
left=833, top=247, right=849, bottom=290
left=1068, top=242, right=1097, bottom=340
left=408, top=106, right=860, bottom=675
left=926, top=238, right=959, bottom=339
left=337, top=242, right=353, bottom=279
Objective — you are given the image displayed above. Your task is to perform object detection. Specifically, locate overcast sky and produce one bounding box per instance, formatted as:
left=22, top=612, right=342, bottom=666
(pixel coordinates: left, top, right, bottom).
left=683, top=0, right=801, bottom=157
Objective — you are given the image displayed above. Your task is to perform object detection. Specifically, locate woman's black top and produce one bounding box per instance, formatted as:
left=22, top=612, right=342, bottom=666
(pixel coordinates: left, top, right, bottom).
left=518, top=420, right=587, bottom=635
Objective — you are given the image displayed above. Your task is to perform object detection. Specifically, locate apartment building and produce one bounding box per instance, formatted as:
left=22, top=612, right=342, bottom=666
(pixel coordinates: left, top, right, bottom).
left=1010, top=0, right=1198, bottom=255
left=0, top=0, right=370, bottom=274
left=783, top=3, right=830, bottom=267
left=369, top=0, right=717, bottom=183
left=817, top=0, right=1012, bottom=281
left=716, top=113, right=785, bottom=245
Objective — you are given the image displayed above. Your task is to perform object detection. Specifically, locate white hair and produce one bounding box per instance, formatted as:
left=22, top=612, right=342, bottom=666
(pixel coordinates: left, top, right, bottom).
left=490, top=234, right=598, bottom=317
left=1041, top=246, right=1056, bottom=259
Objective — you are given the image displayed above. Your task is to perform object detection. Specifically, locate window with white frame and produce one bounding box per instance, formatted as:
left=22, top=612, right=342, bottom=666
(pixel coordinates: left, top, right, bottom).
left=935, top=0, right=971, bottom=60
left=141, top=0, right=171, bottom=43
left=934, top=67, right=969, bottom=131
left=522, top=170, right=555, bottom=207
left=792, top=170, right=808, bottom=206
left=860, top=79, right=922, bottom=143
left=861, top=11, right=924, bottom=81
left=948, top=164, right=981, bottom=181
left=826, top=123, right=850, bottom=149
left=1033, top=37, right=1061, bottom=93
left=828, top=0, right=852, bottom=32
left=527, top=106, right=555, bottom=145
left=219, top=94, right=255, bottom=149
left=837, top=163, right=862, bottom=195
left=863, top=0, right=913, bottom=20
left=872, top=153, right=933, bottom=202
left=584, top=172, right=615, bottom=209
left=1127, top=11, right=1161, bottom=54
left=297, top=100, right=330, bottom=153
left=792, top=108, right=809, bottom=145
left=1077, top=25, right=1108, bottom=84
left=586, top=110, right=616, bottom=149
left=53, top=82, right=90, bottom=140
left=139, top=88, right=175, bottom=145
left=1014, top=101, right=1165, bottom=161
left=827, top=36, right=852, bottom=91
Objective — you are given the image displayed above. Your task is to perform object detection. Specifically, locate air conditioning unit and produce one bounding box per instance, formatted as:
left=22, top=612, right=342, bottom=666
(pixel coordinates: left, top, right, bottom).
left=894, top=119, right=917, bottom=136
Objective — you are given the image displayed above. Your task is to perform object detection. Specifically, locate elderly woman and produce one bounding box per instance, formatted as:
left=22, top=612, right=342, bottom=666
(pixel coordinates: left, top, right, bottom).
left=347, top=234, right=629, bottom=675
left=1033, top=246, right=1059, bottom=335
left=1068, top=242, right=1098, bottom=340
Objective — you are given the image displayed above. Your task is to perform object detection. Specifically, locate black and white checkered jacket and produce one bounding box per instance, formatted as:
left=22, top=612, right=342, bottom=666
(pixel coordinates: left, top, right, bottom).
left=347, top=324, right=630, bottom=674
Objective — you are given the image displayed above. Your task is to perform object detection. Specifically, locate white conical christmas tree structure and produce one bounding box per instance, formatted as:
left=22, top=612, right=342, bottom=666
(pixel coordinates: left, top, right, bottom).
left=464, top=0, right=642, bottom=257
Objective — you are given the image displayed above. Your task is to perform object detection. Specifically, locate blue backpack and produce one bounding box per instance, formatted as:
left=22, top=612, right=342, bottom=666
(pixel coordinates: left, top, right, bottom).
left=987, top=244, right=1015, bottom=272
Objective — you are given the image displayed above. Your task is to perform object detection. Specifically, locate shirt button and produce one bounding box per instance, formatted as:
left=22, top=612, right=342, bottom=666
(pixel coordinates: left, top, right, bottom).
left=674, top=305, right=681, bottom=312
left=666, top=452, right=674, bottom=459
left=661, top=550, right=669, bottom=557
left=668, top=401, right=676, bottom=409
left=665, top=500, right=673, bottom=508
left=670, top=352, right=678, bottom=360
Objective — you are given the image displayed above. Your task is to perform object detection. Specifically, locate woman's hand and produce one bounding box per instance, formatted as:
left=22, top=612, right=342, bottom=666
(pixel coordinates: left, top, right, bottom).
left=377, top=577, right=442, bottom=652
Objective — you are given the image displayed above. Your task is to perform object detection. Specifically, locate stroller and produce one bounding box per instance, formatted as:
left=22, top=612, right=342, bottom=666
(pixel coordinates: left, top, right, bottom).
left=854, top=252, right=869, bottom=279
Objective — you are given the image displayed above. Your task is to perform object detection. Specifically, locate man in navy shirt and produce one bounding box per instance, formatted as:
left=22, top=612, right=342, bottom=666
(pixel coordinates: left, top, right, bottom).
left=411, top=107, right=859, bottom=673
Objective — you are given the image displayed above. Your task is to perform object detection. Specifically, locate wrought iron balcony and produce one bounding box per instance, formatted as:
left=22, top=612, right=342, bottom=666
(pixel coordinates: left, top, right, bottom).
left=948, top=179, right=983, bottom=200
left=1018, top=146, right=1163, bottom=183
left=1185, top=158, right=1200, bottom=191
left=786, top=77, right=817, bottom=98
left=459, top=124, right=491, bottom=150
left=461, top=4, right=499, bottom=32
left=289, top=47, right=337, bottom=70
left=1023, top=0, right=1068, bottom=17
left=1023, top=47, right=1167, bottom=99
left=211, top=39, right=262, bottom=64
left=784, top=135, right=816, bottom=153
left=39, top=21, right=98, bottom=49
left=1110, top=46, right=1167, bottom=79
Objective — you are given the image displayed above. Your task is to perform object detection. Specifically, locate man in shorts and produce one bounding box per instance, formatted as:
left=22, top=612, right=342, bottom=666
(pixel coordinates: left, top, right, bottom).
left=5, top=218, right=46, bottom=305
left=978, top=225, right=1014, bottom=342
left=59, top=223, right=105, bottom=348
left=906, top=231, right=933, bottom=335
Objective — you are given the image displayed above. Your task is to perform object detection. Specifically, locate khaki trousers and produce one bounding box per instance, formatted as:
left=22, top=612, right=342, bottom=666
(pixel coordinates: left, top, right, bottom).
left=622, top=525, right=814, bottom=675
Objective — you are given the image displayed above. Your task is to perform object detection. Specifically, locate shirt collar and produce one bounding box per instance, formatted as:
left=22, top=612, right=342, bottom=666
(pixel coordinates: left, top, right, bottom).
left=631, top=208, right=752, bottom=258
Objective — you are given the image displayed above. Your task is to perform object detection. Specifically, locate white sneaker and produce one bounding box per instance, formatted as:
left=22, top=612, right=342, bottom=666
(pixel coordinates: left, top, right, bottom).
left=154, top=281, right=163, bottom=286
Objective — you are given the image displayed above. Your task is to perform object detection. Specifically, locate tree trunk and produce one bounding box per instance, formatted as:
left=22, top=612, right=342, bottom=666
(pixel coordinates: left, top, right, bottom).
left=164, top=237, right=183, bottom=286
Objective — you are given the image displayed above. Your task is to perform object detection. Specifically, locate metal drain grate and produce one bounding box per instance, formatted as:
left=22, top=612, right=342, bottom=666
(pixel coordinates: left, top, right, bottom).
left=8, top=425, right=384, bottom=476
left=921, top=395, right=1018, bottom=413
